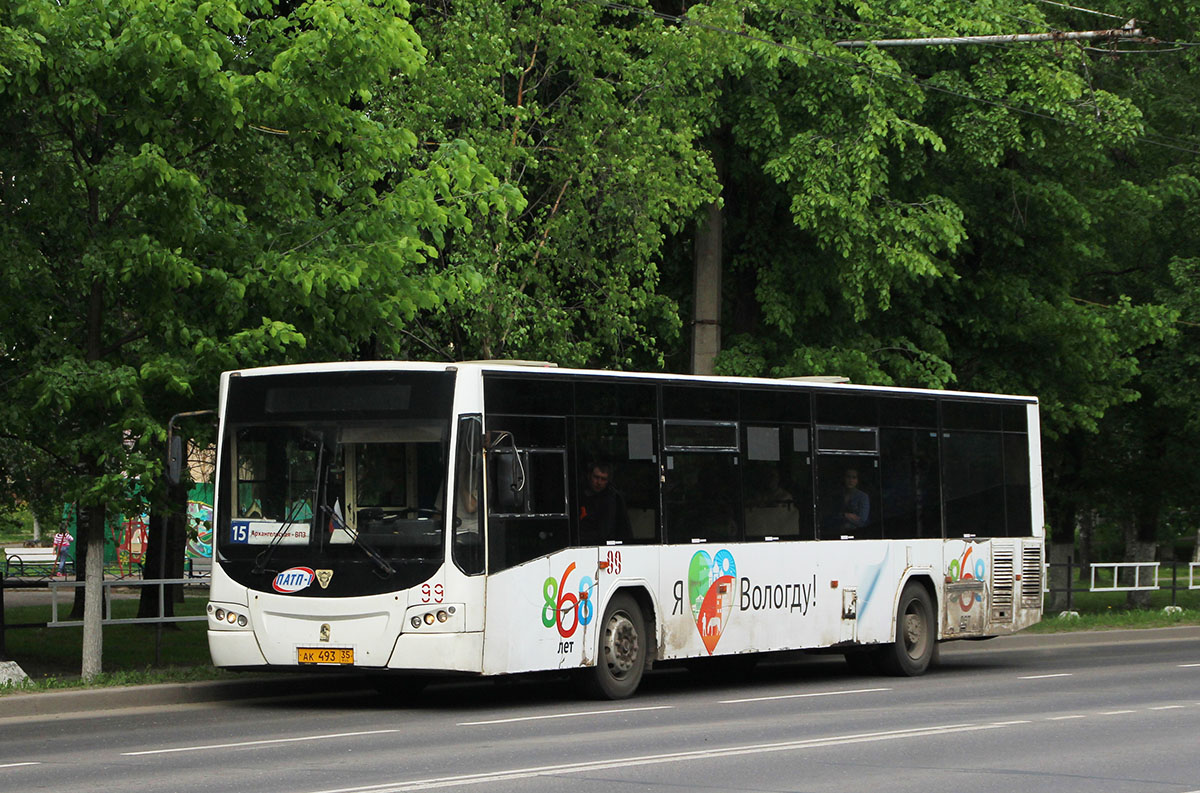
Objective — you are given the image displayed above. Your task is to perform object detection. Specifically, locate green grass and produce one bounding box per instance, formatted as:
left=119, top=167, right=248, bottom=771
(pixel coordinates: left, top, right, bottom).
left=1027, top=608, right=1200, bottom=633
left=1, top=592, right=222, bottom=694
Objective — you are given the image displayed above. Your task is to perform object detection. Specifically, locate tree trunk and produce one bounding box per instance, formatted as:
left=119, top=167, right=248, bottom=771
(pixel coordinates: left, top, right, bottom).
left=1044, top=496, right=1076, bottom=613
left=1077, top=509, right=1096, bottom=571
left=1124, top=498, right=1159, bottom=609
left=80, top=503, right=106, bottom=679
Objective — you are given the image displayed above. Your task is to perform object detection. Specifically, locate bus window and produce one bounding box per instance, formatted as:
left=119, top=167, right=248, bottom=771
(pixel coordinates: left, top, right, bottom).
left=942, top=430, right=1005, bottom=537
left=1004, top=432, right=1032, bottom=536
left=817, top=457, right=881, bottom=540
left=743, top=425, right=812, bottom=541
left=879, top=428, right=942, bottom=539
left=574, top=418, right=659, bottom=545
left=664, top=452, right=741, bottom=544
left=452, top=415, right=484, bottom=575
left=486, top=417, right=570, bottom=570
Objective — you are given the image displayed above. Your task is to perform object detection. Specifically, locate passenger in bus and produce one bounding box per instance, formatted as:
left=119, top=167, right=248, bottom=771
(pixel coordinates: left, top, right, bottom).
left=579, top=462, right=632, bottom=545
left=824, top=468, right=869, bottom=533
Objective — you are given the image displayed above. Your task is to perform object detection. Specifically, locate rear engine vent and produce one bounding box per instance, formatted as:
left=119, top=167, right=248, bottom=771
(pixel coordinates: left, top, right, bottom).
left=1021, top=544, right=1044, bottom=608
left=991, top=544, right=1015, bottom=622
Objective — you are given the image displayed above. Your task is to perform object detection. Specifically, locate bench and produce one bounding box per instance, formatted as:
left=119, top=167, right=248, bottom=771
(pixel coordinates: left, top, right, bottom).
left=186, top=557, right=212, bottom=578
left=3, top=546, right=69, bottom=578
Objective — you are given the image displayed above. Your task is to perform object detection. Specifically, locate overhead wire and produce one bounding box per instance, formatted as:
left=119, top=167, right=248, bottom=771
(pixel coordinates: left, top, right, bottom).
left=1031, top=0, right=1128, bottom=21
left=579, top=0, right=1200, bottom=158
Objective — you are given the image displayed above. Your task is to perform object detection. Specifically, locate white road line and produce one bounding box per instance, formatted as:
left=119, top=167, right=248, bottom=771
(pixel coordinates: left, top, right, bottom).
left=1101, top=710, right=1136, bottom=715
left=990, top=720, right=1032, bottom=726
left=1048, top=715, right=1086, bottom=721
left=1019, top=673, right=1073, bottom=680
left=303, top=723, right=1003, bottom=793
left=1151, top=705, right=1185, bottom=711
left=0, top=762, right=40, bottom=769
left=1179, top=663, right=1200, bottom=668
left=458, top=705, right=672, bottom=726
left=720, top=687, right=891, bottom=704
left=121, top=729, right=400, bottom=756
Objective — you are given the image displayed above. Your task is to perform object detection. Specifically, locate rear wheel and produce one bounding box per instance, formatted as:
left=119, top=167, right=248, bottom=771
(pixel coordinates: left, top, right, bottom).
left=583, top=592, right=646, bottom=699
left=880, top=582, right=935, bottom=676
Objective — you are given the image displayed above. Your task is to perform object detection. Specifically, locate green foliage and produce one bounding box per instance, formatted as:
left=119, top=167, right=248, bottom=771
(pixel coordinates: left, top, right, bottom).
left=378, top=0, right=723, bottom=368
left=0, top=0, right=515, bottom=517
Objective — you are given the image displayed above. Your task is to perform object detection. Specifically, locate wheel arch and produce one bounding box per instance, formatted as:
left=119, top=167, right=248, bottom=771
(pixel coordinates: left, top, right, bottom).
left=895, top=572, right=940, bottom=642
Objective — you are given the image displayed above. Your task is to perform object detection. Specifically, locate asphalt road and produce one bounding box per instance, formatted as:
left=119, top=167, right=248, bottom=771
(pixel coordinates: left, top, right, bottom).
left=2, top=627, right=1198, bottom=793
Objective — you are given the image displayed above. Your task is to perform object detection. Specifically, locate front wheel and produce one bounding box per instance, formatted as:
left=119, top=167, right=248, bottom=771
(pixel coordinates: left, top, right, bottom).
left=582, top=592, right=646, bottom=699
left=880, top=582, right=935, bottom=676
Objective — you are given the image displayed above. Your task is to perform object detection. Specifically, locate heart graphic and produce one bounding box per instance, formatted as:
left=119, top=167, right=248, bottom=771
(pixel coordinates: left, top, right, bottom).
left=688, top=549, right=737, bottom=654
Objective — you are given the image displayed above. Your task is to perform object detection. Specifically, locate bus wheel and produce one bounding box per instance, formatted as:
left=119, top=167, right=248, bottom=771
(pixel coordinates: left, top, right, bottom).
left=881, top=583, right=935, bottom=676
left=585, top=592, right=646, bottom=700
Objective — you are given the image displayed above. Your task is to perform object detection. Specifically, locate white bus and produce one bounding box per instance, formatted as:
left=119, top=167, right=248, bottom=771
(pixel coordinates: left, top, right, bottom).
left=206, top=361, right=1044, bottom=698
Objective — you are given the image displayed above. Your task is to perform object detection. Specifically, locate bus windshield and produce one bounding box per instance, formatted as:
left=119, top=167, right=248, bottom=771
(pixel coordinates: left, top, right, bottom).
left=215, top=370, right=455, bottom=596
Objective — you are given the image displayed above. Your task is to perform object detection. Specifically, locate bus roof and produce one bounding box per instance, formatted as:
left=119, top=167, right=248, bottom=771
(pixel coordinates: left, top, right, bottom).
left=224, top=360, right=1037, bottom=404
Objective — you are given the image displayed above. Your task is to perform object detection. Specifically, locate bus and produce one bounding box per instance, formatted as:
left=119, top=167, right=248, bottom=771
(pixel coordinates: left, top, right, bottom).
left=206, top=361, right=1044, bottom=698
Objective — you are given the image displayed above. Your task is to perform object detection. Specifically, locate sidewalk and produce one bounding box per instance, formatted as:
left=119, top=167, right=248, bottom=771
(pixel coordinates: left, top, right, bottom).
left=0, top=672, right=377, bottom=720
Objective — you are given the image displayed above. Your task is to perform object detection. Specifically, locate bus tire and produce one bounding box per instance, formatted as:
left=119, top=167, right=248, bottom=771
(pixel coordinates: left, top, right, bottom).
left=881, top=582, right=935, bottom=676
left=584, top=592, right=646, bottom=700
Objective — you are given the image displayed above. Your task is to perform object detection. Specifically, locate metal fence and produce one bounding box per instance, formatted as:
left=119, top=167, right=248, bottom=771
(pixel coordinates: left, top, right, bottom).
left=0, top=575, right=208, bottom=662
left=1046, top=559, right=1200, bottom=611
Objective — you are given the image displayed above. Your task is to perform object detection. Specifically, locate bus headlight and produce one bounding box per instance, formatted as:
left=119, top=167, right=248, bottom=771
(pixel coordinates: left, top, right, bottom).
left=403, top=604, right=464, bottom=633
left=208, top=602, right=250, bottom=630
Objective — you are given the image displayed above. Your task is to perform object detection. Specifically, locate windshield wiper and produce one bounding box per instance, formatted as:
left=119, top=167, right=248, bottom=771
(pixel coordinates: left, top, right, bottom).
left=251, top=499, right=308, bottom=575
left=322, top=504, right=396, bottom=577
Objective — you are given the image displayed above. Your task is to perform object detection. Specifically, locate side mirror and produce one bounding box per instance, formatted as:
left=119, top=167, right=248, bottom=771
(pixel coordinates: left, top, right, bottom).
left=167, top=435, right=183, bottom=485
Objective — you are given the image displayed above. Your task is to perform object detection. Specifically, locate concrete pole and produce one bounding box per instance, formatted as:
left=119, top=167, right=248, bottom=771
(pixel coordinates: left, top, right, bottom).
left=691, top=200, right=723, bottom=375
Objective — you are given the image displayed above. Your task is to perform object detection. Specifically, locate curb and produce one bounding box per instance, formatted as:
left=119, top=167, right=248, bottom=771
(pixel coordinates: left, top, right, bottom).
left=0, top=673, right=377, bottom=720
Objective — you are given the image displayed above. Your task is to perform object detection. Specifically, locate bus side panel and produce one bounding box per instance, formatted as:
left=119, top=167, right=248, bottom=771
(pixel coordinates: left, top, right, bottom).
left=482, top=550, right=600, bottom=675
left=655, top=540, right=942, bottom=660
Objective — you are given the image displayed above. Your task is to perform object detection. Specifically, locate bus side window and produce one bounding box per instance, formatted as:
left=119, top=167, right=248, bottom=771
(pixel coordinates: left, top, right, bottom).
left=485, top=418, right=570, bottom=571
left=573, top=418, right=660, bottom=546
left=452, top=415, right=484, bottom=575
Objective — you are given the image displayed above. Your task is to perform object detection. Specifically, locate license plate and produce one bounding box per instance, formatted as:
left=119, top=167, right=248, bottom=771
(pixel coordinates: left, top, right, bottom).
left=297, top=647, right=354, bottom=665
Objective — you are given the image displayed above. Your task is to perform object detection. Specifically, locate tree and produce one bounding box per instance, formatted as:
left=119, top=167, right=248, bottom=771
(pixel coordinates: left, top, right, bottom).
left=378, top=0, right=725, bottom=368
left=0, top=0, right=518, bottom=678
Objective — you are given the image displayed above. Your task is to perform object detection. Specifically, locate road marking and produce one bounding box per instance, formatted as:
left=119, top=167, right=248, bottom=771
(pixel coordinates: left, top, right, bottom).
left=121, top=729, right=400, bottom=756
left=720, top=687, right=891, bottom=704
left=1101, top=710, right=1136, bottom=715
left=1179, top=663, right=1200, bottom=668
left=1019, top=673, right=1073, bottom=680
left=990, top=720, right=1031, bottom=726
left=1151, top=705, right=1184, bottom=711
left=1048, top=715, right=1086, bottom=721
left=458, top=706, right=672, bottom=726
left=0, top=763, right=40, bottom=769
left=303, top=722, right=1003, bottom=793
